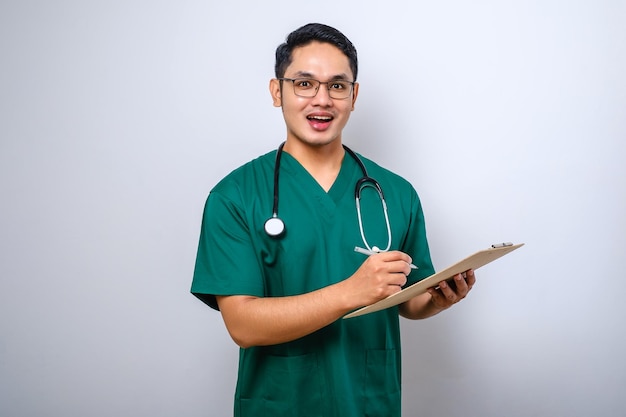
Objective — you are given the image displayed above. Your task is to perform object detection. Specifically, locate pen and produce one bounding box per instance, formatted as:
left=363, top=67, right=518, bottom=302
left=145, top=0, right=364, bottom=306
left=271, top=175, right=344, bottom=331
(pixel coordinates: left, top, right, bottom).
left=354, top=246, right=418, bottom=269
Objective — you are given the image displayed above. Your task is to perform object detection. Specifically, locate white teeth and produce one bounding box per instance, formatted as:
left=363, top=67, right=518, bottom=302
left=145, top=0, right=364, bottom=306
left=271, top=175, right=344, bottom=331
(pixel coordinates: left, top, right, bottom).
left=308, top=116, right=332, bottom=121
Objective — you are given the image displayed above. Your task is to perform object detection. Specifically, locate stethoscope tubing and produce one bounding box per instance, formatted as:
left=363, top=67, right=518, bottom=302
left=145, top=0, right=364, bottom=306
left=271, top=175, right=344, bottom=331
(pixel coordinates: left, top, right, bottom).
left=355, top=178, right=392, bottom=253
left=265, top=142, right=392, bottom=253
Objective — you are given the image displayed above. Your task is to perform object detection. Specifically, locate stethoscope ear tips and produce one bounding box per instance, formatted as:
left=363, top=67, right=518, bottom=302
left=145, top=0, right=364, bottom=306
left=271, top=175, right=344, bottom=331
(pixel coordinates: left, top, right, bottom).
left=264, top=216, right=286, bottom=238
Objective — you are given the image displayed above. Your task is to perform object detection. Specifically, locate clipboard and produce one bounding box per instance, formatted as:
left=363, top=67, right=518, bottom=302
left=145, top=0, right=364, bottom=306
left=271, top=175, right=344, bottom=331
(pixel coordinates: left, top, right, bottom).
left=343, top=243, right=524, bottom=319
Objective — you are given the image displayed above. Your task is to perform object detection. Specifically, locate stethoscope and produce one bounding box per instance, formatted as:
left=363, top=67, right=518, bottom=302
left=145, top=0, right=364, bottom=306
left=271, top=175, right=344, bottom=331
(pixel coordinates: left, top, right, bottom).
left=264, top=142, right=392, bottom=253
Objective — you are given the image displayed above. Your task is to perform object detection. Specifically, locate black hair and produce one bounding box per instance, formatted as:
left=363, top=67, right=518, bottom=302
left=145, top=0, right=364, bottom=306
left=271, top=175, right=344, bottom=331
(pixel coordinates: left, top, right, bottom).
left=274, top=23, right=358, bottom=81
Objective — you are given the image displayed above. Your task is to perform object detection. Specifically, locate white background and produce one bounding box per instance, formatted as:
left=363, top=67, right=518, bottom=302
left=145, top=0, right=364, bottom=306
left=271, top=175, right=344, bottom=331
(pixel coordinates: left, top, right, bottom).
left=1, top=1, right=625, bottom=416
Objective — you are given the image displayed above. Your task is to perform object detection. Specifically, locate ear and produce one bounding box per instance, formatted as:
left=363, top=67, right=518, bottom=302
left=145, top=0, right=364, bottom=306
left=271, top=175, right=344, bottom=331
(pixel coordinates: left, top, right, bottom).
left=351, top=82, right=359, bottom=111
left=269, top=78, right=282, bottom=107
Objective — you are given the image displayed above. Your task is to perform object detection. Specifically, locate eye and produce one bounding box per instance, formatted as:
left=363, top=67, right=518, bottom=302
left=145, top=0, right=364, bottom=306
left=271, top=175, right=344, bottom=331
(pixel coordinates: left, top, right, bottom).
left=330, top=82, right=348, bottom=90
left=295, top=79, right=314, bottom=89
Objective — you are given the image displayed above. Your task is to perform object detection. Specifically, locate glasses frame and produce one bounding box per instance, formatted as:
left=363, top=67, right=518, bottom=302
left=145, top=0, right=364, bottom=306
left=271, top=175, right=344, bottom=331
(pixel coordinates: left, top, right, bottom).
left=278, top=77, right=355, bottom=100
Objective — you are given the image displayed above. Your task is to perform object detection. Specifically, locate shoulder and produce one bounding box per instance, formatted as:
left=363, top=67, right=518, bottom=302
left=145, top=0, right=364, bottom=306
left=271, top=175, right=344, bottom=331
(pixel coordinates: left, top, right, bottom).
left=211, top=149, right=276, bottom=195
left=355, top=153, right=415, bottom=190
left=200, top=149, right=276, bottom=216
left=352, top=151, right=424, bottom=212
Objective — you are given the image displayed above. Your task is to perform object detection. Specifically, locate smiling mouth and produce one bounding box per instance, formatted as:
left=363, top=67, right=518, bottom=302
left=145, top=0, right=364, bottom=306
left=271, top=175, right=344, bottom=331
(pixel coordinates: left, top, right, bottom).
left=307, top=115, right=333, bottom=123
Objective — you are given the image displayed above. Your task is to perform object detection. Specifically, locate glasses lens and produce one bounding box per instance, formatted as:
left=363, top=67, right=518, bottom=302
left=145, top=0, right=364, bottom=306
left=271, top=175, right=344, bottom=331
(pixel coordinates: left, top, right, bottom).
left=292, top=79, right=320, bottom=97
left=328, top=81, right=352, bottom=99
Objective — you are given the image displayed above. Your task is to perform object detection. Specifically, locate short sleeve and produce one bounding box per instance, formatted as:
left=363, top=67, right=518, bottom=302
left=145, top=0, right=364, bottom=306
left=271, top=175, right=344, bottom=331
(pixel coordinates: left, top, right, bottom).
left=191, top=188, right=265, bottom=310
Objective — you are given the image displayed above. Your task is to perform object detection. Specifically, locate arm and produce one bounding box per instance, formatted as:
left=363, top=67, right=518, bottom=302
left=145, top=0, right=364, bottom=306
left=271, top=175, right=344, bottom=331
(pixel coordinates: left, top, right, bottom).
left=217, top=251, right=414, bottom=348
left=399, top=269, right=476, bottom=320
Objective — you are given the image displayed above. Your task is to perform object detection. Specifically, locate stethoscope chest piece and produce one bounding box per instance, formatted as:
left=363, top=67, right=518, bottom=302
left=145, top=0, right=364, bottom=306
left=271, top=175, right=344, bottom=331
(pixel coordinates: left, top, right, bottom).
left=264, top=215, right=285, bottom=238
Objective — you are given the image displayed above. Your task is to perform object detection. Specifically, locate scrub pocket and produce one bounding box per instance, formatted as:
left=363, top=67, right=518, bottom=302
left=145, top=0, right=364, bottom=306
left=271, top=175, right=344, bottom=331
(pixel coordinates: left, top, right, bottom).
left=364, top=349, right=401, bottom=417
left=238, top=352, right=325, bottom=417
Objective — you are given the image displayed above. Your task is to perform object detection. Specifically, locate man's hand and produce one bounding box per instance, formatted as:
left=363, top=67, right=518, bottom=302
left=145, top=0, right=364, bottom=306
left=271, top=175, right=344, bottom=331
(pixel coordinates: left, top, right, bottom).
left=399, top=269, right=476, bottom=319
left=427, top=269, right=476, bottom=310
left=345, top=250, right=414, bottom=307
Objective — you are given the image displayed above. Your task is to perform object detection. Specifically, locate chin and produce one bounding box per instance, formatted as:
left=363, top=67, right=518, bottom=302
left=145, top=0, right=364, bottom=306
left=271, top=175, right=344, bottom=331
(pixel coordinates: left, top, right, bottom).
left=302, top=133, right=342, bottom=147
left=286, top=126, right=343, bottom=148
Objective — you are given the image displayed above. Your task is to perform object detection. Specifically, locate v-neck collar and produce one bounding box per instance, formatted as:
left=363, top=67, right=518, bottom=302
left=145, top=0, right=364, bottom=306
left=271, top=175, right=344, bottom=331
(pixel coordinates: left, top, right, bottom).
left=280, top=150, right=360, bottom=205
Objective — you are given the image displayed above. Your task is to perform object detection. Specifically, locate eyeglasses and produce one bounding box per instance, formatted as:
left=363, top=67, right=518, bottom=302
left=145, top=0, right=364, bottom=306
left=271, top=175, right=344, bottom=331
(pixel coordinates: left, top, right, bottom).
left=278, top=78, right=355, bottom=99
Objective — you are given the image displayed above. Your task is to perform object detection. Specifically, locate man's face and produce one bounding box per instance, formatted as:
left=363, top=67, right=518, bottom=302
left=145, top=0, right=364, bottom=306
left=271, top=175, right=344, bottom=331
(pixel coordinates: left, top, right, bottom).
left=270, top=41, right=359, bottom=148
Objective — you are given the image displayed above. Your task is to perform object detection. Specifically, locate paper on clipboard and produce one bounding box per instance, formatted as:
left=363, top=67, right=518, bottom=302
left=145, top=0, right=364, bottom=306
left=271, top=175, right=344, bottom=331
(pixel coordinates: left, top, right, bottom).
left=343, top=243, right=524, bottom=319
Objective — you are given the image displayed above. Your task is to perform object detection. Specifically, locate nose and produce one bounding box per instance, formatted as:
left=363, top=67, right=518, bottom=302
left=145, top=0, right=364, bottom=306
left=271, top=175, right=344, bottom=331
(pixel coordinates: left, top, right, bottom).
left=311, top=83, right=333, bottom=106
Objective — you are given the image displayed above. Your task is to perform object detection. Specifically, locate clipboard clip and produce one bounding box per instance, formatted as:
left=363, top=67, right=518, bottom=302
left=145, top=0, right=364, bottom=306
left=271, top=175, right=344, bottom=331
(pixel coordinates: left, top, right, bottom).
left=491, top=242, right=513, bottom=248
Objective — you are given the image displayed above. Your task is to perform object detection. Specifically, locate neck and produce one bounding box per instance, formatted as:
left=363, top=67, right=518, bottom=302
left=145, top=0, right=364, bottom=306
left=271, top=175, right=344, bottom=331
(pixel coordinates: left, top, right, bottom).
left=282, top=139, right=345, bottom=192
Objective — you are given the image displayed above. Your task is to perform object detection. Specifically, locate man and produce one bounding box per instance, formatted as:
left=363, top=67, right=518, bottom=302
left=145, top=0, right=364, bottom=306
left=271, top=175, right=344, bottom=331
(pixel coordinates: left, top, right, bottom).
left=191, top=23, right=475, bottom=417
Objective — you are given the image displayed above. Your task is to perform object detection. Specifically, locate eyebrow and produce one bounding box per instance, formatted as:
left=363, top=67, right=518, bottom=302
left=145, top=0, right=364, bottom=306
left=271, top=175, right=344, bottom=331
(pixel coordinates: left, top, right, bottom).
left=290, top=71, right=352, bottom=81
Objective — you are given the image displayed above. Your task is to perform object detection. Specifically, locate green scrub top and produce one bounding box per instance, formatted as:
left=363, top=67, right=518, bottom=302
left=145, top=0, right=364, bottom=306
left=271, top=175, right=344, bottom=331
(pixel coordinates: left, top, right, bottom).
left=192, top=147, right=434, bottom=417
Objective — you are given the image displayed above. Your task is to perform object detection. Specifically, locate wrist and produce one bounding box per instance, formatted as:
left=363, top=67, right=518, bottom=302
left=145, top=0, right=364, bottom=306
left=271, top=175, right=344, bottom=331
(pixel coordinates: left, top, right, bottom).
left=428, top=291, right=445, bottom=314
